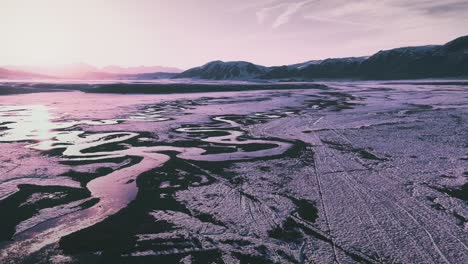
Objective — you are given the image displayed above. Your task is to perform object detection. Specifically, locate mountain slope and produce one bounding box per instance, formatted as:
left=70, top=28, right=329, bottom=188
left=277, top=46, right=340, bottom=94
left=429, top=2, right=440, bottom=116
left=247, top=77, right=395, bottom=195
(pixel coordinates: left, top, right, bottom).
left=294, top=57, right=367, bottom=79
left=175, top=61, right=269, bottom=80
left=359, top=36, right=468, bottom=79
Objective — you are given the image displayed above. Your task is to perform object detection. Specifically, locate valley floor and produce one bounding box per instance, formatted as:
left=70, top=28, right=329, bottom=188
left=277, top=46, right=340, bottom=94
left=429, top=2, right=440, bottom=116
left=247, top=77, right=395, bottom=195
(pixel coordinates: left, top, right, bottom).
left=0, top=81, right=467, bottom=263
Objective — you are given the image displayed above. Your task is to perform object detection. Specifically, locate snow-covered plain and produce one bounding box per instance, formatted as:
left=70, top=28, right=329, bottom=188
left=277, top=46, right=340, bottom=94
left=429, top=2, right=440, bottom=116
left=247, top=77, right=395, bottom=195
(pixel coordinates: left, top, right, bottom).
left=0, top=81, right=467, bottom=263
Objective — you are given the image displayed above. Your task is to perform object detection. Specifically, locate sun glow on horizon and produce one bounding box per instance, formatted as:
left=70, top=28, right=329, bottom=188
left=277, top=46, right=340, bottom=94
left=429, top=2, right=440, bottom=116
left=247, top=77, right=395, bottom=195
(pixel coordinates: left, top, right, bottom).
left=0, top=0, right=173, bottom=67
left=1, top=0, right=468, bottom=69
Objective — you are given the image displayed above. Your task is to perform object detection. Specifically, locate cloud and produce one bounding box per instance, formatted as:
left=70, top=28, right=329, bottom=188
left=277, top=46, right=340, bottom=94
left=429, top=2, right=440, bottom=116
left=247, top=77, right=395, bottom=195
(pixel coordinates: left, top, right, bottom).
left=401, top=0, right=468, bottom=15
left=256, top=0, right=314, bottom=28
left=256, top=6, right=272, bottom=24
left=303, top=14, right=372, bottom=27
left=272, top=0, right=312, bottom=28
left=256, top=2, right=284, bottom=25
left=299, top=0, right=468, bottom=31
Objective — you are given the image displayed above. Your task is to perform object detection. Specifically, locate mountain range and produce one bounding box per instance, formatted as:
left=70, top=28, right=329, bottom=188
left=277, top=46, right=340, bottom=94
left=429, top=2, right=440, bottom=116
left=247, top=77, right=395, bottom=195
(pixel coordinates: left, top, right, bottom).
left=0, top=68, right=53, bottom=80
left=1, top=35, right=467, bottom=81
left=0, top=63, right=182, bottom=80
left=174, top=35, right=468, bottom=80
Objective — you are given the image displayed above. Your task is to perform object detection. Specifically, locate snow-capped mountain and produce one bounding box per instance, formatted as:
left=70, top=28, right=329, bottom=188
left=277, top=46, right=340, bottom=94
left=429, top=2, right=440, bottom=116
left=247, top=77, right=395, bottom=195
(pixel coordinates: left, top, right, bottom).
left=176, top=61, right=269, bottom=80
left=288, top=60, right=323, bottom=69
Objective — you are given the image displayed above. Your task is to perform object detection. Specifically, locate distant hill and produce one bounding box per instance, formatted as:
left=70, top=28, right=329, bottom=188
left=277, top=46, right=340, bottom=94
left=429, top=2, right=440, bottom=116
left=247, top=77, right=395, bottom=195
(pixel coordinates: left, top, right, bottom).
left=0, top=67, right=53, bottom=79
left=4, top=63, right=96, bottom=79
left=175, top=35, right=468, bottom=80
left=1, top=63, right=182, bottom=80
left=128, top=72, right=179, bottom=79
left=101, top=65, right=182, bottom=74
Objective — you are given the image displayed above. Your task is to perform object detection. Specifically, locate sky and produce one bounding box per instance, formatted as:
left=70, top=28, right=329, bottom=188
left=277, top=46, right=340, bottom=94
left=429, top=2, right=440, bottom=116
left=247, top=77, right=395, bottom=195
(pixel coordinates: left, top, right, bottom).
left=1, top=0, right=468, bottom=70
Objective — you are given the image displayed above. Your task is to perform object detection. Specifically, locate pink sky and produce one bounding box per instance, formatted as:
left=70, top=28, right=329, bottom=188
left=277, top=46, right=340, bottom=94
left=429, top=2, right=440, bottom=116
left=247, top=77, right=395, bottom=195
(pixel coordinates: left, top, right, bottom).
left=1, top=0, right=467, bottom=70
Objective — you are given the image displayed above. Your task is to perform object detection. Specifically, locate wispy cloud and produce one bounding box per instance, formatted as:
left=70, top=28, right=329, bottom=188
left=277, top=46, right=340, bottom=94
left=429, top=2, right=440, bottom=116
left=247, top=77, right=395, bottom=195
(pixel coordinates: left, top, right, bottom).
left=256, top=0, right=314, bottom=28
left=299, top=0, right=468, bottom=32
left=256, top=6, right=273, bottom=24
left=272, top=0, right=313, bottom=28
left=303, top=14, right=372, bottom=27
left=256, top=2, right=284, bottom=25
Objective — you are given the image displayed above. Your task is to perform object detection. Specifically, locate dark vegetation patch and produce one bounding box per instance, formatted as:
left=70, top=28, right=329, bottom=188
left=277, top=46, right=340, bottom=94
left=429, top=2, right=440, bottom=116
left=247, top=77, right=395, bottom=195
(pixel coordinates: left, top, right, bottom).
left=61, top=167, right=113, bottom=187
left=305, top=99, right=358, bottom=111
left=232, top=252, right=274, bottom=264
left=453, top=212, right=467, bottom=226
left=405, top=104, right=434, bottom=114
left=238, top=143, right=278, bottom=152
left=427, top=196, right=445, bottom=211
left=0, top=184, right=90, bottom=241
left=59, top=157, right=221, bottom=262
left=435, top=183, right=468, bottom=202
left=220, top=113, right=291, bottom=126
left=61, top=156, right=132, bottom=166
left=301, top=91, right=363, bottom=112
left=79, top=198, right=100, bottom=209
left=290, top=198, right=319, bottom=223
left=321, top=140, right=386, bottom=161
left=86, top=83, right=328, bottom=94
left=192, top=211, right=226, bottom=228
left=320, top=91, right=358, bottom=100
left=206, top=96, right=272, bottom=104
left=229, top=175, right=245, bottom=185
left=269, top=218, right=303, bottom=243
left=382, top=81, right=468, bottom=86
left=0, top=85, right=71, bottom=95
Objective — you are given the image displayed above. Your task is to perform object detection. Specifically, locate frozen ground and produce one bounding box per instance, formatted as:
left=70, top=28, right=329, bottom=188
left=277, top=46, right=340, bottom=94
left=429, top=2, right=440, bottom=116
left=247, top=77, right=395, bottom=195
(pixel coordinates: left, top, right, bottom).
left=0, top=81, right=467, bottom=263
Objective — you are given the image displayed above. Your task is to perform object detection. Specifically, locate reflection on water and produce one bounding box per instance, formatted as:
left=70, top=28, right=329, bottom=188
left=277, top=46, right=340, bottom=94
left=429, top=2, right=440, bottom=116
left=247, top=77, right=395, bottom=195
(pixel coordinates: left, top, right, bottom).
left=0, top=105, right=55, bottom=142
left=0, top=105, right=119, bottom=144
left=0, top=103, right=294, bottom=262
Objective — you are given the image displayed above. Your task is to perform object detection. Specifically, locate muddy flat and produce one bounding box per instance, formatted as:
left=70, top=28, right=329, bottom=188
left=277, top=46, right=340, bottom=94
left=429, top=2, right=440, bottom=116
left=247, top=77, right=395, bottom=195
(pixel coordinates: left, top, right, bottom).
left=0, top=81, right=467, bottom=263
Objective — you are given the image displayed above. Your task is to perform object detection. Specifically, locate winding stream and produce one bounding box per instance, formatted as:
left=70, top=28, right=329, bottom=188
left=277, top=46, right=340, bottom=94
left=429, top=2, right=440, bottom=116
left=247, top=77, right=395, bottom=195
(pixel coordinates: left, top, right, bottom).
left=0, top=104, right=293, bottom=261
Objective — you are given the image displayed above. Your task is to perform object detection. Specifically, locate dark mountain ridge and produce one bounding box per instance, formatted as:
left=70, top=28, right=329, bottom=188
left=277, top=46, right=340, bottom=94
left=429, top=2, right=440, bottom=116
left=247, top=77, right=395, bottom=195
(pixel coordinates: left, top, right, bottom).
left=174, top=35, right=468, bottom=80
